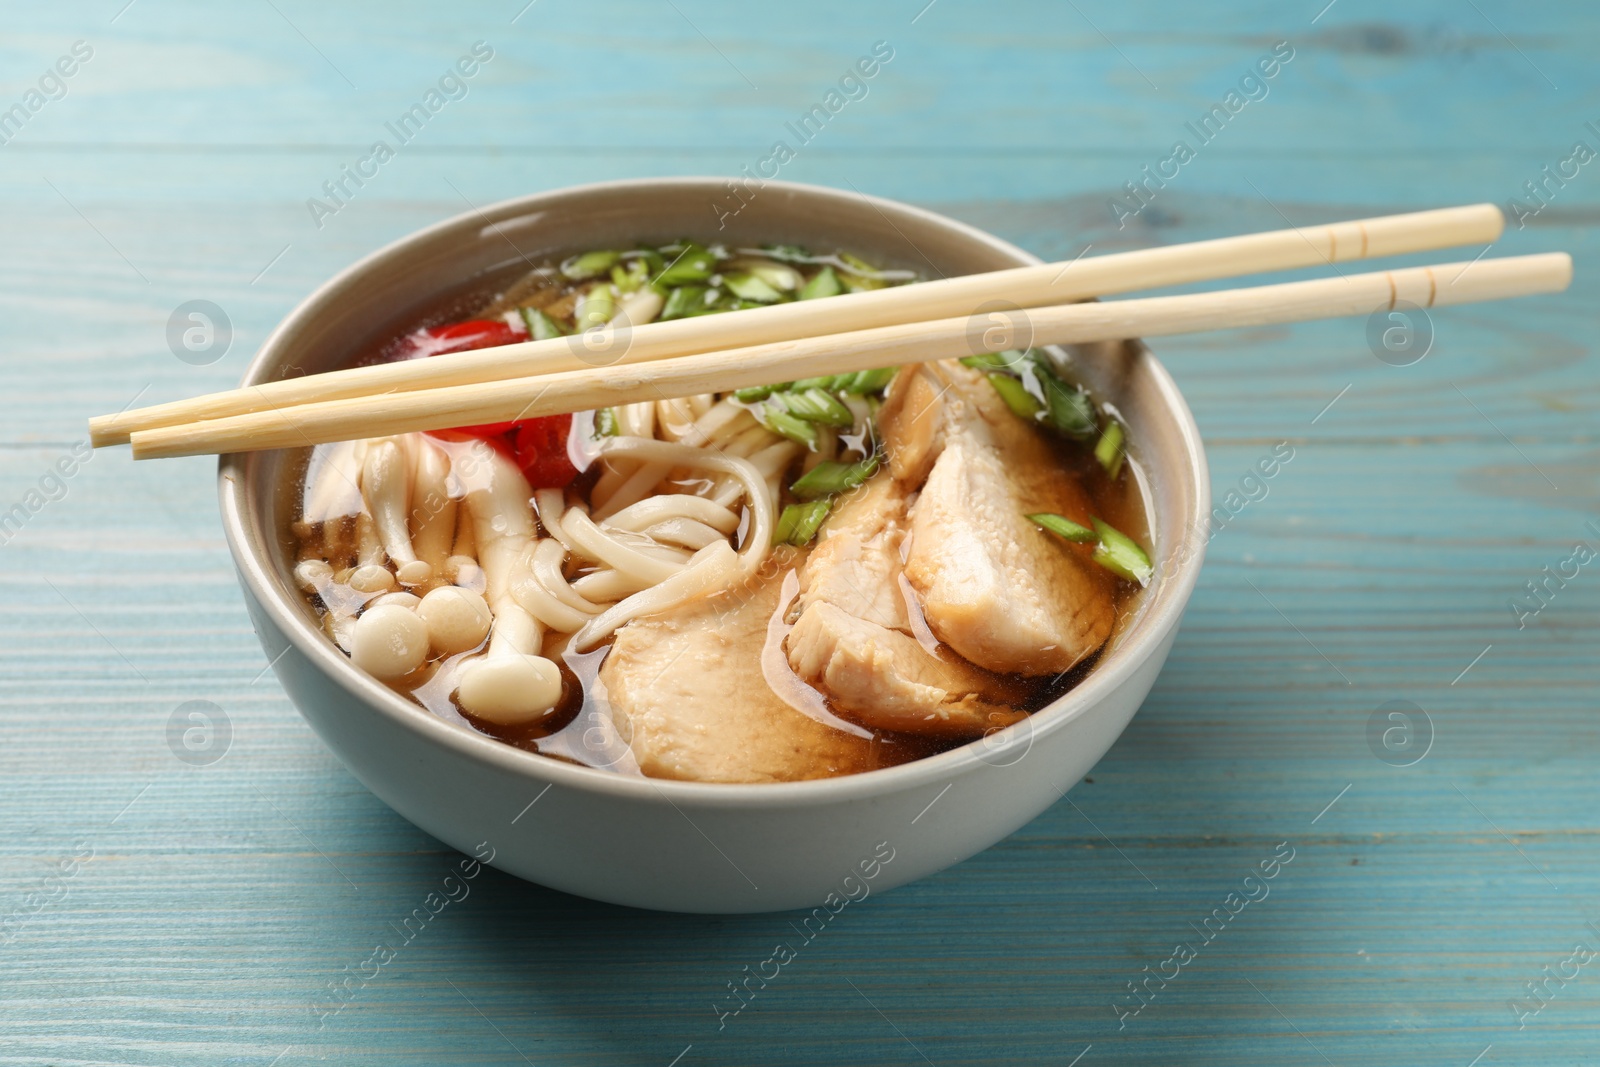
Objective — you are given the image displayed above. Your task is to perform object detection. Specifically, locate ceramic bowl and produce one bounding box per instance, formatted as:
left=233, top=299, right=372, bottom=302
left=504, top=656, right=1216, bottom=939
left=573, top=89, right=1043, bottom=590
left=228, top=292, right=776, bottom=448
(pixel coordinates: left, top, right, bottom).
left=220, top=178, right=1209, bottom=913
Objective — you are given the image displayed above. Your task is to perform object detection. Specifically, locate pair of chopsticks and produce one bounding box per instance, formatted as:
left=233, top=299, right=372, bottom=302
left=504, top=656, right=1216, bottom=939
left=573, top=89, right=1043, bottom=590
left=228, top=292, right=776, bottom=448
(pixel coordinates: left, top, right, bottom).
left=94, top=203, right=1570, bottom=460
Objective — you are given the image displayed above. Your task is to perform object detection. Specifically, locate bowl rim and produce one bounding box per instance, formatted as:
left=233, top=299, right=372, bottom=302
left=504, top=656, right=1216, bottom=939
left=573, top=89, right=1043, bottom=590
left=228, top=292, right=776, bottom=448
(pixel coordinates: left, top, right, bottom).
left=219, top=176, right=1209, bottom=809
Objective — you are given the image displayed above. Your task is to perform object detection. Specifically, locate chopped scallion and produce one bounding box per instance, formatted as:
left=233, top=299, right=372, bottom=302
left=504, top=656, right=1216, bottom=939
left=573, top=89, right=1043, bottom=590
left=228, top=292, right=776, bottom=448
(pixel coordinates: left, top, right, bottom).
left=774, top=499, right=833, bottom=546
left=757, top=408, right=820, bottom=448
left=837, top=252, right=887, bottom=291
left=839, top=366, right=897, bottom=394
left=985, top=373, right=1043, bottom=420
left=654, top=242, right=717, bottom=286
left=734, top=382, right=789, bottom=403
left=593, top=407, right=618, bottom=437
left=799, top=265, right=842, bottom=300
left=959, top=350, right=1030, bottom=372
left=779, top=388, right=855, bottom=427
left=749, top=261, right=803, bottom=291
left=1094, top=421, right=1126, bottom=477
left=659, top=285, right=707, bottom=321
left=611, top=258, right=650, bottom=293
left=1027, top=513, right=1097, bottom=543
left=790, top=455, right=879, bottom=500
left=1037, top=369, right=1098, bottom=440
left=575, top=283, right=615, bottom=331
left=562, top=250, right=621, bottom=280
left=519, top=306, right=567, bottom=340
left=1090, top=518, right=1152, bottom=585
left=721, top=271, right=785, bottom=304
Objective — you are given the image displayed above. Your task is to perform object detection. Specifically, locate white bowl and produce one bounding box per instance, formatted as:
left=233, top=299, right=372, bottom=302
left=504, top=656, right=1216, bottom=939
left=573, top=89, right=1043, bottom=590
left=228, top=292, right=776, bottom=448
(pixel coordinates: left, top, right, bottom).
left=220, top=178, right=1209, bottom=913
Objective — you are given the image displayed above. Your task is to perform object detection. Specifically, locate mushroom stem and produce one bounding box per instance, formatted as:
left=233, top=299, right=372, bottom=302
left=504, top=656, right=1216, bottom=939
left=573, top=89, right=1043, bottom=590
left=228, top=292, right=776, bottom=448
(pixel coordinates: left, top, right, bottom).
left=454, top=442, right=562, bottom=723
left=409, top=435, right=457, bottom=586
left=363, top=437, right=430, bottom=586
left=347, top=509, right=395, bottom=594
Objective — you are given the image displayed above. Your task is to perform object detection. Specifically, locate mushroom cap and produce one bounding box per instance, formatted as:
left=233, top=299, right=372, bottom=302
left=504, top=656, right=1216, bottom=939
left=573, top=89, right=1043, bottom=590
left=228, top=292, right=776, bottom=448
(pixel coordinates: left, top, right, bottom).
left=349, top=603, right=429, bottom=680
left=348, top=564, right=396, bottom=594
left=417, top=586, right=492, bottom=656
left=293, top=558, right=334, bottom=592
left=457, top=654, right=562, bottom=724
left=396, top=560, right=432, bottom=586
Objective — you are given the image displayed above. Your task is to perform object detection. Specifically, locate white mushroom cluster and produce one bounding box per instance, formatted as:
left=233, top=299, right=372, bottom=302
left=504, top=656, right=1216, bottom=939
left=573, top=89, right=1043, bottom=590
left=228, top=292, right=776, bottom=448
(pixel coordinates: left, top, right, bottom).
left=291, top=386, right=790, bottom=727
left=294, top=434, right=523, bottom=717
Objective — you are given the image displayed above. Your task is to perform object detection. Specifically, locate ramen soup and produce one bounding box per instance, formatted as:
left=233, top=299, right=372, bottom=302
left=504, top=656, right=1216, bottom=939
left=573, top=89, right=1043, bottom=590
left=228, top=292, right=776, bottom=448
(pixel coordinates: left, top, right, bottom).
left=286, top=241, right=1154, bottom=783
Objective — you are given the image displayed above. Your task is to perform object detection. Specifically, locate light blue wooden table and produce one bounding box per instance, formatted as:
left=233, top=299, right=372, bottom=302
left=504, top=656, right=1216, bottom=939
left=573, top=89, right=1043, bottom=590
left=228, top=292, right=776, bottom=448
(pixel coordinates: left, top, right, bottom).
left=1, top=1, right=1595, bottom=1063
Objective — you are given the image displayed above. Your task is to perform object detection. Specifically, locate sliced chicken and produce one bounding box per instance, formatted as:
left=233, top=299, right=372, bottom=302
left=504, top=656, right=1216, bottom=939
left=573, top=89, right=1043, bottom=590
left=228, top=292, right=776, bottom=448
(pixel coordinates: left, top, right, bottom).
left=601, top=566, right=877, bottom=783
left=882, top=361, right=1117, bottom=676
left=786, top=469, right=1023, bottom=738
left=788, top=602, right=1025, bottom=737
left=792, top=473, right=910, bottom=631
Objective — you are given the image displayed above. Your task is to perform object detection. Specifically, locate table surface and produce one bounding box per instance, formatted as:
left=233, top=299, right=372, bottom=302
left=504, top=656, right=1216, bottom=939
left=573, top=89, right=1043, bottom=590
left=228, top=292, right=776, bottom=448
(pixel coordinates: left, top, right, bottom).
left=2, top=1, right=1596, bottom=1064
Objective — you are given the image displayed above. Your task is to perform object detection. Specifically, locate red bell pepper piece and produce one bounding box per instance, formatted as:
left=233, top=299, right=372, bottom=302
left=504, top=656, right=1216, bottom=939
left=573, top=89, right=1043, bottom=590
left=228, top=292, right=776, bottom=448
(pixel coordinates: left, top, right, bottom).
left=405, top=318, right=528, bottom=439
left=510, top=415, right=577, bottom=489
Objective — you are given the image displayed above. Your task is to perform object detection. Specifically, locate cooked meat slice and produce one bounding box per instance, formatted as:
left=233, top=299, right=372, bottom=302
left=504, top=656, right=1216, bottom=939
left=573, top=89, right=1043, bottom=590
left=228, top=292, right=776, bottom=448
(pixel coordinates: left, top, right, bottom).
left=788, top=601, right=1025, bottom=737
left=601, top=567, right=876, bottom=783
left=793, top=473, right=910, bottom=632
left=785, top=469, right=1025, bottom=737
left=888, top=362, right=1118, bottom=676
left=876, top=363, right=949, bottom=486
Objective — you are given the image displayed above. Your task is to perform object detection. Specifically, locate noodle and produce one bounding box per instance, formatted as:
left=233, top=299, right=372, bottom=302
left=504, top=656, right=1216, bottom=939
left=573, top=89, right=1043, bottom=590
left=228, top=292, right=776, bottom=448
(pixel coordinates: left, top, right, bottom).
left=560, top=507, right=687, bottom=584
left=592, top=460, right=674, bottom=520
left=512, top=546, right=597, bottom=632
left=528, top=536, right=603, bottom=614
left=572, top=541, right=741, bottom=650
left=592, top=436, right=774, bottom=570
left=604, top=494, right=740, bottom=535
left=570, top=567, right=652, bottom=601
left=642, top=518, right=727, bottom=550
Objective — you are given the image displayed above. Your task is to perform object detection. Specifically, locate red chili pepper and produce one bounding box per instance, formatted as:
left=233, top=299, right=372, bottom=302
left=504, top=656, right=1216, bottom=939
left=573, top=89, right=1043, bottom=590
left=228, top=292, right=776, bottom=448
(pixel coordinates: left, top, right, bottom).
left=510, top=415, right=578, bottom=489
left=405, top=318, right=528, bottom=439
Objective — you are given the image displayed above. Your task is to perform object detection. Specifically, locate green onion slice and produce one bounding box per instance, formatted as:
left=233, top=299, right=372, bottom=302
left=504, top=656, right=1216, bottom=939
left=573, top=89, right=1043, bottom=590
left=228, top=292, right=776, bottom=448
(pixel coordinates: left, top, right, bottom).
left=734, top=382, right=788, bottom=403
left=562, top=250, right=621, bottom=280
left=1027, top=513, right=1097, bottom=543
left=749, top=262, right=803, bottom=291
left=659, top=285, right=707, bottom=321
left=574, top=283, right=615, bottom=331
left=774, top=499, right=833, bottom=546
left=779, top=388, right=854, bottom=427
left=985, top=373, right=1042, bottom=420
left=837, top=252, right=888, bottom=291
left=1094, top=421, right=1126, bottom=477
left=1038, top=370, right=1098, bottom=440
left=520, top=306, right=567, bottom=340
left=756, top=408, right=820, bottom=449
left=839, top=366, right=897, bottom=394
left=959, top=350, right=1030, bottom=372
left=1090, top=518, right=1153, bottom=585
left=722, top=271, right=785, bottom=303
left=791, top=456, right=879, bottom=500
left=654, top=242, right=717, bottom=286
left=799, top=265, right=843, bottom=300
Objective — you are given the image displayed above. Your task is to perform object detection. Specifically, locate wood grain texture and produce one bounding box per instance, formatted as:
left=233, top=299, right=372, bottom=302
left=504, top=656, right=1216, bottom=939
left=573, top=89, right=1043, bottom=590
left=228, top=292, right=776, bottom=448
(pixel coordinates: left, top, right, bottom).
left=0, top=0, right=1596, bottom=1063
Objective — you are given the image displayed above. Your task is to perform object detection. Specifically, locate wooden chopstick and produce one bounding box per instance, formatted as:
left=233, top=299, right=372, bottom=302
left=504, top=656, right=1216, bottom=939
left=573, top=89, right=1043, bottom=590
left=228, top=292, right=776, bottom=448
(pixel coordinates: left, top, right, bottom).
left=127, top=252, right=1570, bottom=460
left=90, top=203, right=1505, bottom=446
